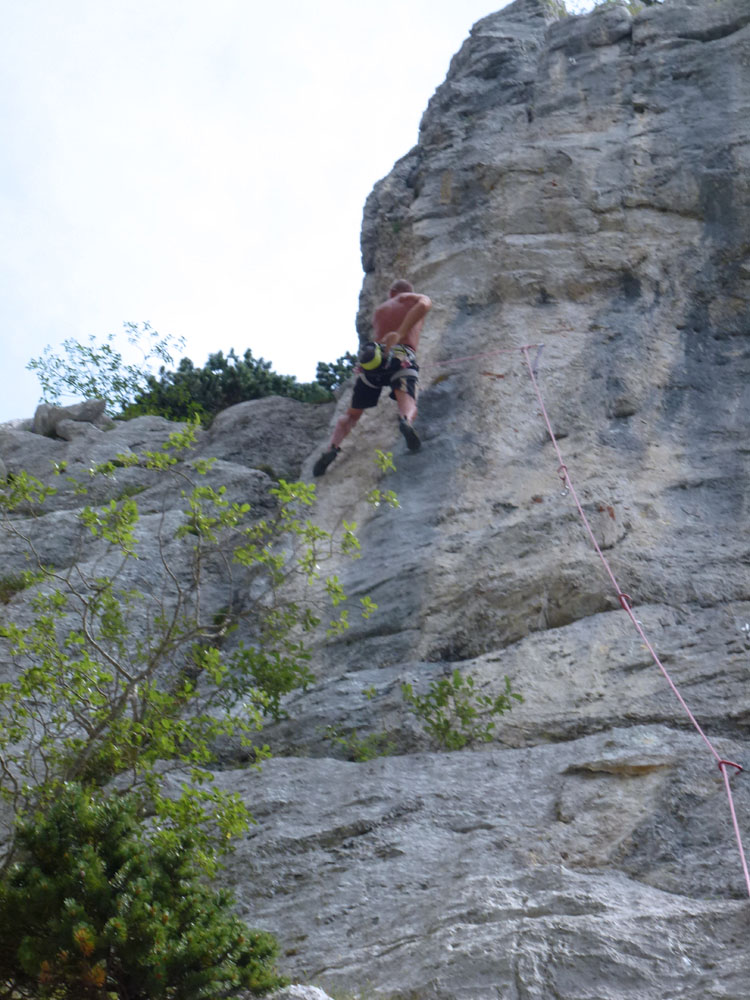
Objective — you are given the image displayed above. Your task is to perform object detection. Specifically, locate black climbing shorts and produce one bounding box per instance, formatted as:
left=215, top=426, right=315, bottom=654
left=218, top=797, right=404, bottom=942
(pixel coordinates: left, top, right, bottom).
left=350, top=345, right=419, bottom=410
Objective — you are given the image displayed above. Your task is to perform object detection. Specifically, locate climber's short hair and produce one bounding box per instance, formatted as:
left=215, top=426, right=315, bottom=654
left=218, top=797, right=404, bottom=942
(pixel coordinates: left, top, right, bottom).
left=389, top=279, right=413, bottom=296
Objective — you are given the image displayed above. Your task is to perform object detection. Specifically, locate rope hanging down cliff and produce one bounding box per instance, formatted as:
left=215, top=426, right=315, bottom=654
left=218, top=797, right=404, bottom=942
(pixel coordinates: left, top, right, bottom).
left=432, top=342, right=750, bottom=899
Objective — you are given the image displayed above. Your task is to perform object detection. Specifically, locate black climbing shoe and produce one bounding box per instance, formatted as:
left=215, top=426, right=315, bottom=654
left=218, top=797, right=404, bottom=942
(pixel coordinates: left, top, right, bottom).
left=399, top=417, right=421, bottom=453
left=313, top=446, right=340, bottom=477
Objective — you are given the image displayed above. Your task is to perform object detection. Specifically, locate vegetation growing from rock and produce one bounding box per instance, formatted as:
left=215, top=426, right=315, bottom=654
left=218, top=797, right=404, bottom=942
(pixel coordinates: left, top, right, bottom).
left=314, top=352, right=358, bottom=394
left=0, top=420, right=377, bottom=996
left=27, top=324, right=356, bottom=424
left=0, top=783, right=285, bottom=999
left=401, top=670, right=523, bottom=750
left=0, top=572, right=32, bottom=604
left=322, top=726, right=397, bottom=762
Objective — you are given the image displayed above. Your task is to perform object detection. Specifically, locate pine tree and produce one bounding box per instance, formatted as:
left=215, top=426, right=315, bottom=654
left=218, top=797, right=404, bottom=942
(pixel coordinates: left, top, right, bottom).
left=0, top=784, right=285, bottom=999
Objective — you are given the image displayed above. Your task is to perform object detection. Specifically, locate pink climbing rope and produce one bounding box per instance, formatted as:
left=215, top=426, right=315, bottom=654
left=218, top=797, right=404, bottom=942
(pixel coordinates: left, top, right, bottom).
left=519, top=346, right=750, bottom=899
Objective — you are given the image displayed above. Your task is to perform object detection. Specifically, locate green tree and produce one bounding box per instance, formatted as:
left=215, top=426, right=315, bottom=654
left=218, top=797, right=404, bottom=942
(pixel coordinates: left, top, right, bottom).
left=314, top=352, right=357, bottom=393
left=123, top=348, right=333, bottom=424
left=26, top=322, right=184, bottom=411
left=0, top=783, right=284, bottom=999
left=0, top=425, right=388, bottom=995
left=28, top=329, right=355, bottom=425
left=0, top=422, right=374, bottom=867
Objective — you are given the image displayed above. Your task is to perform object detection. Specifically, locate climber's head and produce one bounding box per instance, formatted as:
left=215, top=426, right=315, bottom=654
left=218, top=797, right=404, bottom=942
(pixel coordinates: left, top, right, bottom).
left=389, top=279, right=413, bottom=297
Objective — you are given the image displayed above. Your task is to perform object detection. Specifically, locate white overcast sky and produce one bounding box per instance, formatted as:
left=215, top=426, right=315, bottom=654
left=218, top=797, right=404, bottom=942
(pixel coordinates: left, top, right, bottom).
left=1, top=0, right=596, bottom=422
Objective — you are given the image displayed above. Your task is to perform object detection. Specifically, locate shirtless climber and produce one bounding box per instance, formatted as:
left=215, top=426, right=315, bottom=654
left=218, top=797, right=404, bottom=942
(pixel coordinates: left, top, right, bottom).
left=313, top=279, right=432, bottom=476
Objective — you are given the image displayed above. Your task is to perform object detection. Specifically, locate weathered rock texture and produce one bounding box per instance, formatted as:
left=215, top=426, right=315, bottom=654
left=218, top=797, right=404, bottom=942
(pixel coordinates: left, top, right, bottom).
left=2, top=0, right=750, bottom=997
left=261, top=0, right=750, bottom=994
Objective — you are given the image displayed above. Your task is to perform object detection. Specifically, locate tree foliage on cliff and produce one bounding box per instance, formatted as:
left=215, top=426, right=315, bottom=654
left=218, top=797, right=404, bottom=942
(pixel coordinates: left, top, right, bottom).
left=314, top=352, right=357, bottom=394
left=27, top=323, right=356, bottom=423
left=0, top=422, right=382, bottom=996
left=121, top=348, right=333, bottom=422
left=27, top=323, right=183, bottom=414
left=0, top=784, right=283, bottom=1000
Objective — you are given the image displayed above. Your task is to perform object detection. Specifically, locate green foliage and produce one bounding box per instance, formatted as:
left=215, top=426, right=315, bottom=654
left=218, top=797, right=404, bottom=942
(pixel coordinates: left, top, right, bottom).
left=114, top=483, right=147, bottom=501
left=0, top=422, right=379, bottom=877
left=314, top=352, right=357, bottom=393
left=0, top=572, right=32, bottom=604
left=322, top=727, right=396, bottom=762
left=27, top=326, right=356, bottom=425
left=122, top=348, right=334, bottom=424
left=0, top=783, right=285, bottom=999
left=27, top=322, right=184, bottom=411
left=321, top=679, right=397, bottom=762
left=366, top=450, right=400, bottom=510
left=401, top=670, right=523, bottom=751
left=5, top=337, right=396, bottom=998
left=1, top=468, right=57, bottom=514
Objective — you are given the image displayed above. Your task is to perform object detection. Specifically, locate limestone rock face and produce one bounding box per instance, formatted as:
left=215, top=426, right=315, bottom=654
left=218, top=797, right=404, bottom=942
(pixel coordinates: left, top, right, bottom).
left=221, top=731, right=750, bottom=999
left=0, top=401, right=325, bottom=633
left=2, top=1, right=750, bottom=998
left=197, top=396, right=335, bottom=482
left=253, top=0, right=750, bottom=995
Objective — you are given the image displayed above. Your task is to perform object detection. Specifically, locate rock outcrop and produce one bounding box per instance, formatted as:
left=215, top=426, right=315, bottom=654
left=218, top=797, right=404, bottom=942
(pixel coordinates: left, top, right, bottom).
left=32, top=398, right=115, bottom=438
left=258, top=0, right=750, bottom=994
left=1, top=0, right=749, bottom=997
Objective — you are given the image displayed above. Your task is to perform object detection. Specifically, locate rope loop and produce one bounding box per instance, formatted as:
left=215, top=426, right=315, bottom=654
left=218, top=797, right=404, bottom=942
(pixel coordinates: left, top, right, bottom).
left=718, top=759, right=744, bottom=776
left=618, top=592, right=633, bottom=611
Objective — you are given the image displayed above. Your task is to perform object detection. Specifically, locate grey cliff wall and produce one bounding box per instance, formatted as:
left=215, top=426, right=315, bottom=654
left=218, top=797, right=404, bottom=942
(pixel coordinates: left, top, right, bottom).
left=262, top=0, right=750, bottom=995
left=1, top=0, right=749, bottom=998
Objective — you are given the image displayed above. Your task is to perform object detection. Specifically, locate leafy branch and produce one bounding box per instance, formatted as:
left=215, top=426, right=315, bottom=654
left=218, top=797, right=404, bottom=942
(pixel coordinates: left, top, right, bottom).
left=0, top=425, right=381, bottom=874
left=402, top=670, right=522, bottom=750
